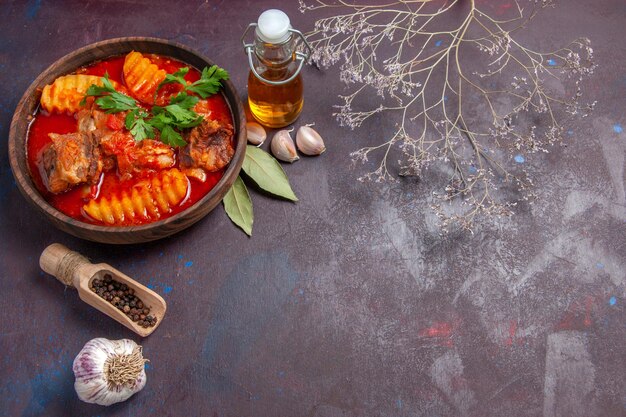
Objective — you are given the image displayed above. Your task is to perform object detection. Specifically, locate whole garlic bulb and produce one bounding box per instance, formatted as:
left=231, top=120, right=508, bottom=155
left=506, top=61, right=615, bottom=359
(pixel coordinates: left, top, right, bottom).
left=296, top=126, right=326, bottom=156
left=73, top=338, right=148, bottom=406
left=271, top=129, right=299, bottom=163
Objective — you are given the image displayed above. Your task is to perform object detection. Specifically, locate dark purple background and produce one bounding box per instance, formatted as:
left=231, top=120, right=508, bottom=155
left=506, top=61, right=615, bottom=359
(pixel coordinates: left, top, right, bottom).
left=0, top=1, right=624, bottom=416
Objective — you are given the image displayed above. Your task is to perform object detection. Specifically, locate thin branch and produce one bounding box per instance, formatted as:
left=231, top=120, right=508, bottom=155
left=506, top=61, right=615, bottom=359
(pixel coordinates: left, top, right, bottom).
left=302, top=0, right=595, bottom=231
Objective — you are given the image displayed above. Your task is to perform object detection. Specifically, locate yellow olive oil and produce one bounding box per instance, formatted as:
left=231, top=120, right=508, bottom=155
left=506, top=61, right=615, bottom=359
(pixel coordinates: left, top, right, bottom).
left=248, top=68, right=303, bottom=128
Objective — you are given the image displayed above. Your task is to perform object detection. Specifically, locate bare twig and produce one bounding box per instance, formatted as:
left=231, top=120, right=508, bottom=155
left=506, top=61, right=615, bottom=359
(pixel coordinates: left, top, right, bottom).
left=301, top=0, right=595, bottom=230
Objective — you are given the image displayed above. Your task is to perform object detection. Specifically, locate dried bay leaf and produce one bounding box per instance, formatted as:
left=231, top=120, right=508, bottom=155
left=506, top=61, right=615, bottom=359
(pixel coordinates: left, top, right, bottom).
left=223, top=176, right=253, bottom=236
left=242, top=145, right=298, bottom=202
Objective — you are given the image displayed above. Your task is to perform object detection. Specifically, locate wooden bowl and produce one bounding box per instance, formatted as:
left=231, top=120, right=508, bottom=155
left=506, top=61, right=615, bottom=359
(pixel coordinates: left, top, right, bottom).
left=8, top=37, right=246, bottom=244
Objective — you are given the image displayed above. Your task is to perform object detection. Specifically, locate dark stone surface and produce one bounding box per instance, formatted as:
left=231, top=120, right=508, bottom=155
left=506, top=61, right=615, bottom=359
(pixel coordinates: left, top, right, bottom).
left=0, top=1, right=624, bottom=416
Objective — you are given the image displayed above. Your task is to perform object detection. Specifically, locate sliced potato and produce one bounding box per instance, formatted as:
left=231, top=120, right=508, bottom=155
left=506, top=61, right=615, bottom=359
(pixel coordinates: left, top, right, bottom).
left=123, top=51, right=166, bottom=104
left=83, top=168, right=188, bottom=225
left=40, top=75, right=121, bottom=114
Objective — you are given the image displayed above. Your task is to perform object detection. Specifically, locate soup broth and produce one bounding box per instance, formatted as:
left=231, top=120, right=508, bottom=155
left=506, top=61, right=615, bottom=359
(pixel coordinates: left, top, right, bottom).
left=27, top=54, right=234, bottom=226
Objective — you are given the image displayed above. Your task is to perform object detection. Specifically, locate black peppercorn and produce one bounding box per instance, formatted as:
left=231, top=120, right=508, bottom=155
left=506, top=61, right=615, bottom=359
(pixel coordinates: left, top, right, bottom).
left=90, top=275, right=156, bottom=327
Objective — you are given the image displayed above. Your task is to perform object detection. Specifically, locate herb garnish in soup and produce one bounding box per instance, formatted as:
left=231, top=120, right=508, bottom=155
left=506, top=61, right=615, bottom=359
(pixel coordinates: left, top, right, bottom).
left=27, top=51, right=235, bottom=226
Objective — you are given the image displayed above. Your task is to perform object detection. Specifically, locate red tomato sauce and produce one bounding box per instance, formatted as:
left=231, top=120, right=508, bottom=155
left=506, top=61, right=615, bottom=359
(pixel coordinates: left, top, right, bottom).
left=26, top=55, right=233, bottom=226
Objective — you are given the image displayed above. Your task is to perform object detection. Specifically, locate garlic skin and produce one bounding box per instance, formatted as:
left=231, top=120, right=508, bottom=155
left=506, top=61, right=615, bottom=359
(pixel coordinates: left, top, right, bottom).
left=73, top=338, right=147, bottom=406
left=271, top=129, right=299, bottom=163
left=296, top=126, right=326, bottom=156
left=246, top=122, right=267, bottom=146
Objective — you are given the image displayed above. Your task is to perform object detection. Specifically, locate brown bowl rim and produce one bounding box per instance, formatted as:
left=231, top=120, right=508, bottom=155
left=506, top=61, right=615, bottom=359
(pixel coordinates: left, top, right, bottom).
left=8, top=37, right=246, bottom=242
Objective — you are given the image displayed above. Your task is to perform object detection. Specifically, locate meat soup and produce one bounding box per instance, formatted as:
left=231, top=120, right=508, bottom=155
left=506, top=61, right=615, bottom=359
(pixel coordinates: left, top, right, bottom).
left=27, top=52, right=234, bottom=226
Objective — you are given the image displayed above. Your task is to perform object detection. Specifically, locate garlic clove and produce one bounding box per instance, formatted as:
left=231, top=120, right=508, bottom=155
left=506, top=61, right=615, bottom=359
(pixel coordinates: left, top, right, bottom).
left=271, top=129, right=299, bottom=163
left=246, top=122, right=267, bottom=146
left=296, top=125, right=326, bottom=156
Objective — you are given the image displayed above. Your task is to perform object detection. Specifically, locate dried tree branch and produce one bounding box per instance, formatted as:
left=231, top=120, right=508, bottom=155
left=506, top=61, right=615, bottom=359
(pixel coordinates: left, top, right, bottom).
left=301, top=0, right=595, bottom=230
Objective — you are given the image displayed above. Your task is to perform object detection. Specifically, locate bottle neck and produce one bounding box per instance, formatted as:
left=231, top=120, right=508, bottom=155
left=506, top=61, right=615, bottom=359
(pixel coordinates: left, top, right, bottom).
left=253, top=33, right=296, bottom=68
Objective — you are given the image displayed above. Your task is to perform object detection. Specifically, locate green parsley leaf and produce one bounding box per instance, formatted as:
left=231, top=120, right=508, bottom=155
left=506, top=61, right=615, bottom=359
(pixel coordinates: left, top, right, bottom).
left=165, top=104, right=203, bottom=126
left=169, top=92, right=199, bottom=109
left=83, top=73, right=138, bottom=114
left=81, top=73, right=116, bottom=106
left=148, top=112, right=188, bottom=146
left=101, top=74, right=117, bottom=92
left=154, top=67, right=190, bottom=100
left=83, top=83, right=108, bottom=98
left=151, top=105, right=165, bottom=116
left=124, top=110, right=137, bottom=130
left=159, top=125, right=187, bottom=147
left=94, top=93, right=136, bottom=113
left=186, top=65, right=229, bottom=98
left=164, top=67, right=189, bottom=86
left=129, top=117, right=155, bottom=142
left=146, top=112, right=166, bottom=129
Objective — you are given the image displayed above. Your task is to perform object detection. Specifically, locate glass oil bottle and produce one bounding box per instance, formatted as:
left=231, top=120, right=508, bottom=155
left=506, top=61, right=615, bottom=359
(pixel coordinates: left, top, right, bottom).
left=242, top=9, right=311, bottom=128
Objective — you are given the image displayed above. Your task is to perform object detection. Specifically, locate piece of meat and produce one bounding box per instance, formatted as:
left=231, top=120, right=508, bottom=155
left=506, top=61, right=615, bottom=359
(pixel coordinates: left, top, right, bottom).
left=77, top=100, right=174, bottom=180
left=99, top=132, right=175, bottom=180
left=41, top=132, right=102, bottom=194
left=180, top=118, right=234, bottom=173
left=193, top=99, right=212, bottom=117
left=77, top=104, right=125, bottom=175
left=124, top=139, right=176, bottom=176
left=182, top=167, right=207, bottom=183
left=77, top=101, right=118, bottom=143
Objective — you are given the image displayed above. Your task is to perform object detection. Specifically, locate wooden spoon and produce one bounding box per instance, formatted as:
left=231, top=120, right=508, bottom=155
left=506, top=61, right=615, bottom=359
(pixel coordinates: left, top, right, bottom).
left=39, top=243, right=166, bottom=337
